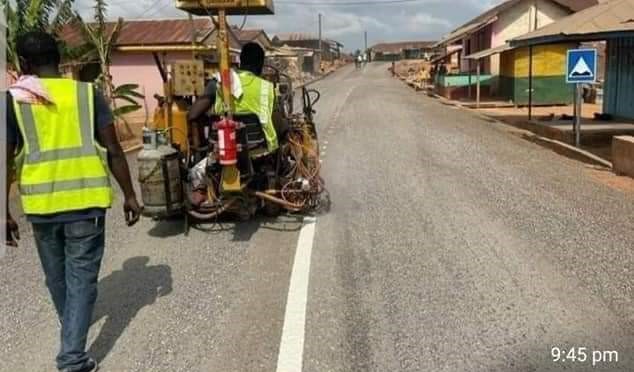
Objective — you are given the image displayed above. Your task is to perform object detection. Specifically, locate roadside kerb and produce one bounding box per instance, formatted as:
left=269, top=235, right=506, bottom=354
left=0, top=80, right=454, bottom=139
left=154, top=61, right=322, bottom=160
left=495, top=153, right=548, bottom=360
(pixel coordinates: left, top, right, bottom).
left=470, top=110, right=613, bottom=168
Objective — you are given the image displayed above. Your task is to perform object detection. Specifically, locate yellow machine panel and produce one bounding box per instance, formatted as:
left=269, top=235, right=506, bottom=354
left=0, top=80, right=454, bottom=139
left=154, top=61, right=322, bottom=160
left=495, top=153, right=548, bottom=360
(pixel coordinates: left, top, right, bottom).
left=175, top=0, right=274, bottom=15
left=171, top=60, right=205, bottom=96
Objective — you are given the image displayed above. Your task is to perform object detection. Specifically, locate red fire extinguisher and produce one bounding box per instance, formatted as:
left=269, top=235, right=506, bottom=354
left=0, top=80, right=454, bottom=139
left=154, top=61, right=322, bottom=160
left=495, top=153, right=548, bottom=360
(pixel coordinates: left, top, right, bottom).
left=215, top=118, right=238, bottom=165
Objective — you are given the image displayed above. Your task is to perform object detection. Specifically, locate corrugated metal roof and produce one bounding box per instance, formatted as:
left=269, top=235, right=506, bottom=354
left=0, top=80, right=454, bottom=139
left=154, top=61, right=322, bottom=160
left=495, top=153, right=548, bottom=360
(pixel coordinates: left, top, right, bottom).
left=433, top=17, right=498, bottom=48
left=511, top=0, right=634, bottom=45
left=60, top=18, right=214, bottom=48
left=371, top=41, right=436, bottom=54
left=464, top=43, right=513, bottom=59
left=273, top=33, right=342, bottom=46
left=434, top=0, right=581, bottom=47
left=235, top=29, right=265, bottom=42
left=553, top=0, right=598, bottom=12
left=274, top=32, right=318, bottom=42
left=430, top=45, right=463, bottom=64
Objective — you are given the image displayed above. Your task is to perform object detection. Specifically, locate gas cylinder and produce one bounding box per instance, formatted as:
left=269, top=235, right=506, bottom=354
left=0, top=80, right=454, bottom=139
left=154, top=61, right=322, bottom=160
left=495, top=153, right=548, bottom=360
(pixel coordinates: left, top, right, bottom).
left=215, top=118, right=238, bottom=165
left=170, top=100, right=189, bottom=153
left=137, top=129, right=184, bottom=217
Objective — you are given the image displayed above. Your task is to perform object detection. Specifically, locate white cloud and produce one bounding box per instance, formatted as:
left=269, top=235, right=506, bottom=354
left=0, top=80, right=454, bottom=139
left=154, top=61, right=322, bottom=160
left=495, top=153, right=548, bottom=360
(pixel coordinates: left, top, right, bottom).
left=405, top=13, right=452, bottom=33
left=72, top=0, right=503, bottom=50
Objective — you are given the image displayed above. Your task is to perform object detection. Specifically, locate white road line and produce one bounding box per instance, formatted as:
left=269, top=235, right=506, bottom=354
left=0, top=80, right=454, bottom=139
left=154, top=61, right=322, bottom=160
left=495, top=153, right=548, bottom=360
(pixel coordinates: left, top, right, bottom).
left=276, top=216, right=318, bottom=372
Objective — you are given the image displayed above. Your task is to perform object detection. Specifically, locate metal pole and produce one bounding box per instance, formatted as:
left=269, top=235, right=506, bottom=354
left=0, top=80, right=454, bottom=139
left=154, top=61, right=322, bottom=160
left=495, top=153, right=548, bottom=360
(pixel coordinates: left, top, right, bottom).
left=217, top=9, right=240, bottom=192
left=364, top=30, right=368, bottom=51
left=217, top=9, right=233, bottom=116
left=528, top=45, right=533, bottom=121
left=476, top=59, right=481, bottom=109
left=575, top=83, right=582, bottom=147
left=468, top=69, right=472, bottom=100
left=318, top=14, right=322, bottom=57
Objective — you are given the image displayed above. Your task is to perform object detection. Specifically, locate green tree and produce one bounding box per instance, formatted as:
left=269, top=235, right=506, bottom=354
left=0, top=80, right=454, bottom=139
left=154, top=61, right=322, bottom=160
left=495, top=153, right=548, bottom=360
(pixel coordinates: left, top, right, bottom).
left=2, top=0, right=75, bottom=73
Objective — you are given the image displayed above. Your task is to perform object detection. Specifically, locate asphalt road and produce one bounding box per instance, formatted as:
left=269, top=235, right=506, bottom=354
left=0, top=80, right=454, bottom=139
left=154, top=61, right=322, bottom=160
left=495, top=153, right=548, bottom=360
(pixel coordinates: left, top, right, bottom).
left=1, top=63, right=633, bottom=372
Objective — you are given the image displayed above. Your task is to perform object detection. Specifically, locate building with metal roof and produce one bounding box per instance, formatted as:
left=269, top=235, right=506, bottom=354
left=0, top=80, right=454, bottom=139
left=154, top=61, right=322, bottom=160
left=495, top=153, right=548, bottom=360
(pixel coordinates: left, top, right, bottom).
left=370, top=41, right=437, bottom=61
left=509, top=0, right=634, bottom=120
left=272, top=33, right=344, bottom=61
left=233, top=28, right=273, bottom=49
left=59, top=18, right=242, bottom=124
left=433, top=0, right=596, bottom=104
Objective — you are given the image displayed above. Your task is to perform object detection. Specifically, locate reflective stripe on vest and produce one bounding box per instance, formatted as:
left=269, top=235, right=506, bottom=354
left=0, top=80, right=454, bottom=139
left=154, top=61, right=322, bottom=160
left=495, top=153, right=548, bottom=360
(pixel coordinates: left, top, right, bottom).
left=19, top=82, right=96, bottom=164
left=259, top=79, right=271, bottom=125
left=13, top=79, right=113, bottom=215
left=215, top=71, right=279, bottom=152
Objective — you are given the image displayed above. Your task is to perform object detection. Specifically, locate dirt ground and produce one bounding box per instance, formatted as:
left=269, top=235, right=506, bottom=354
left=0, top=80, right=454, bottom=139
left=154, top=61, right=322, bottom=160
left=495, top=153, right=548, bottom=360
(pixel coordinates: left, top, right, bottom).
left=479, top=106, right=634, bottom=193
left=479, top=104, right=616, bottom=160
left=586, top=167, right=634, bottom=195
left=393, top=59, right=432, bottom=85
left=480, top=103, right=602, bottom=124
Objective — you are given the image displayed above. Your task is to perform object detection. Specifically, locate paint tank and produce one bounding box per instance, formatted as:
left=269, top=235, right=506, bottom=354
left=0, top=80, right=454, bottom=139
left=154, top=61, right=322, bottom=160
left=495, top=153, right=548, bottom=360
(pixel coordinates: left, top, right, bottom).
left=137, top=129, right=184, bottom=218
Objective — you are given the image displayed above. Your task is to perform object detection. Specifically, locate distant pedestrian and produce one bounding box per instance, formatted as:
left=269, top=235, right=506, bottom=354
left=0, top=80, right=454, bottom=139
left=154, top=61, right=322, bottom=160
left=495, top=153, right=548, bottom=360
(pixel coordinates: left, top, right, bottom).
left=5, top=31, right=141, bottom=372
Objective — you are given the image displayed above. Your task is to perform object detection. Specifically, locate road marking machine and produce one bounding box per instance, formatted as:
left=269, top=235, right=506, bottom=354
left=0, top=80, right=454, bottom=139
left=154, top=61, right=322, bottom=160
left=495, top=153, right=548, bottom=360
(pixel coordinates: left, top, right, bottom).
left=137, top=0, right=327, bottom=230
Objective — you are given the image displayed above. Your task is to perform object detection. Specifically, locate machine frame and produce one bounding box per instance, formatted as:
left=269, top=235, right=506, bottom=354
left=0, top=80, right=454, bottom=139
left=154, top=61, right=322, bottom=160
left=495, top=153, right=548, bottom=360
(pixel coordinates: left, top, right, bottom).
left=138, top=1, right=327, bottom=231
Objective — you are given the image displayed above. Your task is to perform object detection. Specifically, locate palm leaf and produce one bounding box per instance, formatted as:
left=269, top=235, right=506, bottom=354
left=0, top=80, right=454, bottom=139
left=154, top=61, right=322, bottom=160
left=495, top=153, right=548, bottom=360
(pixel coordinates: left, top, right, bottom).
left=114, top=83, right=140, bottom=93
left=93, top=0, right=107, bottom=31
left=114, top=84, right=145, bottom=99
left=104, top=18, right=124, bottom=64
left=25, top=0, right=48, bottom=30
left=2, top=1, right=20, bottom=71
left=114, top=95, right=139, bottom=106
left=113, top=104, right=142, bottom=117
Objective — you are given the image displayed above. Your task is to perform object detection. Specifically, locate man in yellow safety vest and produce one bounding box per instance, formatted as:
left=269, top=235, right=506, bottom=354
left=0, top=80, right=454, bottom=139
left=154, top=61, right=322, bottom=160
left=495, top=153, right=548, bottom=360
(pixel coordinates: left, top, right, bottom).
left=4, top=31, right=141, bottom=372
left=189, top=42, right=285, bottom=152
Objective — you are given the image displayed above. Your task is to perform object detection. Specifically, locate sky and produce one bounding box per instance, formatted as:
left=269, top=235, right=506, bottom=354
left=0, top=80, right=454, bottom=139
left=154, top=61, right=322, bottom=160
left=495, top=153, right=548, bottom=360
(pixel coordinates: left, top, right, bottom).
left=74, top=0, right=506, bottom=51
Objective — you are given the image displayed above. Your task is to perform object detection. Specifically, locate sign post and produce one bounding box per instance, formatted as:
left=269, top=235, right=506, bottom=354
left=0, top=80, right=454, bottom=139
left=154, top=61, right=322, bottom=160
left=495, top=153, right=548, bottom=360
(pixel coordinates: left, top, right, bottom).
left=566, top=48, right=597, bottom=147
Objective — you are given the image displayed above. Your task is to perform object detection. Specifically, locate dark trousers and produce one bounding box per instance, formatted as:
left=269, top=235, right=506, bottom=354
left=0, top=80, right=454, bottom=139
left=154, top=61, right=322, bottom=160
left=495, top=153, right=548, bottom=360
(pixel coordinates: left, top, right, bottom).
left=32, top=217, right=105, bottom=371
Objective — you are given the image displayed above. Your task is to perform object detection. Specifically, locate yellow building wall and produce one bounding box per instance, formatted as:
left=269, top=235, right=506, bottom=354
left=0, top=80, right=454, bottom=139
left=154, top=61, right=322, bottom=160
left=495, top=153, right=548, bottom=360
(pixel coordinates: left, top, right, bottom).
left=499, top=43, right=575, bottom=105
left=501, top=43, right=575, bottom=78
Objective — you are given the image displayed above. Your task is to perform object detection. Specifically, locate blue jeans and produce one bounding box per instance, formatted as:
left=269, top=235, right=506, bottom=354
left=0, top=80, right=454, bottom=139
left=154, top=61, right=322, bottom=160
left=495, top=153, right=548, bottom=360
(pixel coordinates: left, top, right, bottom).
left=32, top=217, right=105, bottom=371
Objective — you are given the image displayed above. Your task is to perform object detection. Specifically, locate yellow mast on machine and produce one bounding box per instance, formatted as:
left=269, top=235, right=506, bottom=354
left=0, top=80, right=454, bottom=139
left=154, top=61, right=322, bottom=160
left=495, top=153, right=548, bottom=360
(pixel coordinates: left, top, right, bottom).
left=174, top=0, right=275, bottom=192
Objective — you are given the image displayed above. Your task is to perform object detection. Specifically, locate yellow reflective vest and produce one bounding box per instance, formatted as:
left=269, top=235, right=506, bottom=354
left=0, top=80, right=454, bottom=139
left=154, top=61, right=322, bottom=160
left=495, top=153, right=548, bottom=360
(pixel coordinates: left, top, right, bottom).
left=215, top=70, right=279, bottom=152
left=13, top=78, right=113, bottom=215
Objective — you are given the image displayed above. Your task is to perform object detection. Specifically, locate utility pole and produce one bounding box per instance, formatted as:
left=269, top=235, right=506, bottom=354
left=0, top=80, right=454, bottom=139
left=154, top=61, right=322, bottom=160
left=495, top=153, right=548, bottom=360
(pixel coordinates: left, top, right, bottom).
left=364, top=30, right=368, bottom=51
left=318, top=13, right=323, bottom=55
left=364, top=31, right=368, bottom=62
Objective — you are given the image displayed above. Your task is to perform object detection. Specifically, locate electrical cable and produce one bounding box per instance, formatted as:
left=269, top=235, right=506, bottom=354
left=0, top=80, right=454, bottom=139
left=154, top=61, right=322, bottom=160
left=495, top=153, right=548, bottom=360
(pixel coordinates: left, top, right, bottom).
left=135, top=0, right=172, bottom=19
left=277, top=0, right=427, bottom=5
left=238, top=0, right=250, bottom=31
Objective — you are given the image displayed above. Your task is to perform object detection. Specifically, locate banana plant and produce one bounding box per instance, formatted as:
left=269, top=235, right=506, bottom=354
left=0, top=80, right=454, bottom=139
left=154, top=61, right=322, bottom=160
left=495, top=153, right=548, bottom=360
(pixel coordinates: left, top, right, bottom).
left=75, top=0, right=146, bottom=136
left=75, top=0, right=122, bottom=102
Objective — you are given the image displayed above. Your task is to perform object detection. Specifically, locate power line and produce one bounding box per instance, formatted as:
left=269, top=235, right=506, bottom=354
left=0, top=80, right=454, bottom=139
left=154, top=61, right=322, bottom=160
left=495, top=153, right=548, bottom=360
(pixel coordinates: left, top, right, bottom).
left=277, top=0, right=426, bottom=5
left=135, top=0, right=173, bottom=19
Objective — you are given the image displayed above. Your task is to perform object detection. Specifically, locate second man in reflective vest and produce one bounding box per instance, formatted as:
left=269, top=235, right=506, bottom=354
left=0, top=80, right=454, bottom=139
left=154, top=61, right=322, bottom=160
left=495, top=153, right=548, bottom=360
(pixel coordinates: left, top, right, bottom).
left=5, top=31, right=141, bottom=372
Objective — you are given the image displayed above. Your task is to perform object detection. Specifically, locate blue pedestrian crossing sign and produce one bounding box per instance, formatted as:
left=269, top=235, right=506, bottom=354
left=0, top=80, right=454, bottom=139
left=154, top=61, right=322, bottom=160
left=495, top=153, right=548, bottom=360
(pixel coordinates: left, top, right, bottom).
left=567, top=48, right=597, bottom=84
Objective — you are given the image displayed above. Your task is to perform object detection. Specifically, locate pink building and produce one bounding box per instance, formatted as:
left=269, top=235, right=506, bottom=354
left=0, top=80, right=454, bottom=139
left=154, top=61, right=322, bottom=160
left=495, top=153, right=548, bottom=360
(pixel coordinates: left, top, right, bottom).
left=60, top=18, right=242, bottom=124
